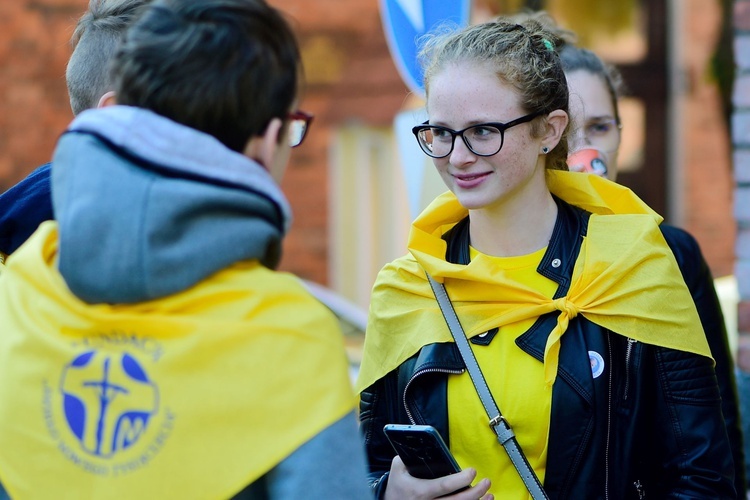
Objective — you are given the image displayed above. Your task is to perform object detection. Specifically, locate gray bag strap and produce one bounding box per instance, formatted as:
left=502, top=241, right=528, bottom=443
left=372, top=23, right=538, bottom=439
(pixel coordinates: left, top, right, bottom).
left=426, top=272, right=549, bottom=500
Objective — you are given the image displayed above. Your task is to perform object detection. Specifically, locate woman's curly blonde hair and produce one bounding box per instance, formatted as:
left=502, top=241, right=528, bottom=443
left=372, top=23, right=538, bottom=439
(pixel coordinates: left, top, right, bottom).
left=418, top=16, right=571, bottom=171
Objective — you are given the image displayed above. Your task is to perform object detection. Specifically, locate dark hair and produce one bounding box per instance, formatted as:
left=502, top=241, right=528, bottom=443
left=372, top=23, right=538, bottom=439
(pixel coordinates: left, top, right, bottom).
left=418, top=19, right=570, bottom=171
left=66, top=0, right=152, bottom=115
left=558, top=44, right=626, bottom=125
left=111, top=0, right=300, bottom=153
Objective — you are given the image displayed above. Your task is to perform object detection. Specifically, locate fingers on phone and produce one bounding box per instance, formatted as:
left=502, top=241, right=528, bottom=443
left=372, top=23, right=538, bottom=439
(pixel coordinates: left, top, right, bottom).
left=433, top=468, right=490, bottom=499
left=389, top=457, right=492, bottom=500
left=444, top=477, right=492, bottom=500
left=435, top=469, right=468, bottom=493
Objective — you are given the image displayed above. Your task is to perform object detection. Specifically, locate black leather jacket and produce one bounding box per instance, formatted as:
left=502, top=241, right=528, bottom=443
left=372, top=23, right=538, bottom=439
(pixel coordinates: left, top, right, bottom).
left=660, top=224, right=746, bottom=497
left=359, top=198, right=736, bottom=499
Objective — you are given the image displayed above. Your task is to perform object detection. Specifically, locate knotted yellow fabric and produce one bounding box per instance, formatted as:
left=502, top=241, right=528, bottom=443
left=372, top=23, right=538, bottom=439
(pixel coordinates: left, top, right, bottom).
left=355, top=171, right=711, bottom=392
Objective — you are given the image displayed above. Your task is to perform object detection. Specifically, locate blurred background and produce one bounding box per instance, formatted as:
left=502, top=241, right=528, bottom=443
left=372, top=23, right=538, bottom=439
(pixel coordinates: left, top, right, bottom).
left=1, top=1, right=738, bottom=310
left=0, top=0, right=737, bottom=300
left=0, top=0, right=747, bottom=441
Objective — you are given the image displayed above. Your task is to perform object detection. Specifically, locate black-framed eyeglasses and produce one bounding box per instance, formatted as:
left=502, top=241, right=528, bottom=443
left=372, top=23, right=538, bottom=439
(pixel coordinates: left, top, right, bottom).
left=288, top=110, right=314, bottom=147
left=412, top=111, right=543, bottom=158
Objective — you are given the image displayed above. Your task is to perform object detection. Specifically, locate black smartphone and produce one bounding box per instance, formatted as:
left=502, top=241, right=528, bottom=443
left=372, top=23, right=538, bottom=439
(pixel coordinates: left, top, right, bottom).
left=383, top=424, right=462, bottom=479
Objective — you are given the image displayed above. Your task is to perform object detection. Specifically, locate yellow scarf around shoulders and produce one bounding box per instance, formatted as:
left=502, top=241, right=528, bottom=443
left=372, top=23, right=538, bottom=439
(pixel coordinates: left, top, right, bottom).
left=356, top=171, right=711, bottom=392
left=0, top=222, right=356, bottom=499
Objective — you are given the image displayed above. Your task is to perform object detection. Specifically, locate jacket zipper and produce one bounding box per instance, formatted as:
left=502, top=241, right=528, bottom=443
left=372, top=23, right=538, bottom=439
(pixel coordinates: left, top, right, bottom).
left=633, top=479, right=645, bottom=498
left=403, top=367, right=464, bottom=424
left=624, top=338, right=637, bottom=400
left=605, top=332, right=613, bottom=500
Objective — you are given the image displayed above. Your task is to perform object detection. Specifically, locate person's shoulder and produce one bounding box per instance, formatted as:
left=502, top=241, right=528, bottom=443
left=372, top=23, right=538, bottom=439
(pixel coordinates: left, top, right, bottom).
left=659, top=223, right=704, bottom=263
left=0, top=163, right=52, bottom=204
left=372, top=252, right=421, bottom=290
left=382, top=252, right=419, bottom=272
left=660, top=223, right=699, bottom=247
left=230, top=265, right=342, bottom=329
left=251, top=266, right=325, bottom=301
left=0, top=163, right=54, bottom=255
left=25, top=163, right=52, bottom=181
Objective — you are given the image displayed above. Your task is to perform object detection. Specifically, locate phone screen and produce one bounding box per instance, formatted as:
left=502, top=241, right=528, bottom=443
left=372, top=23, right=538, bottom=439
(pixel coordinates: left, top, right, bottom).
left=383, top=424, right=461, bottom=479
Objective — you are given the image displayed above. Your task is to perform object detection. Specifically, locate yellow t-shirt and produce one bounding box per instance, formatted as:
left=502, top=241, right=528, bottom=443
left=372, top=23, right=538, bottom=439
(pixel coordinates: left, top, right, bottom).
left=448, top=246, right=557, bottom=497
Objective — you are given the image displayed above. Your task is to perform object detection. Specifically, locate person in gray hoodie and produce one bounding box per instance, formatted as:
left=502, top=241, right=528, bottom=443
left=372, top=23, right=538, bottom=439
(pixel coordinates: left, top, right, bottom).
left=0, top=0, right=370, bottom=498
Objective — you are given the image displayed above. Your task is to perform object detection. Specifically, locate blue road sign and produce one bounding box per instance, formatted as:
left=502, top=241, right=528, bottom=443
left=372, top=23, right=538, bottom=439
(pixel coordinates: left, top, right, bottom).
left=379, top=0, right=471, bottom=98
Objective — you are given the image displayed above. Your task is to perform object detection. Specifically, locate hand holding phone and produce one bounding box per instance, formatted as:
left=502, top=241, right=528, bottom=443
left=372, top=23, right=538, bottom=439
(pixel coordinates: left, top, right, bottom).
left=383, top=424, right=462, bottom=479
left=384, top=424, right=488, bottom=497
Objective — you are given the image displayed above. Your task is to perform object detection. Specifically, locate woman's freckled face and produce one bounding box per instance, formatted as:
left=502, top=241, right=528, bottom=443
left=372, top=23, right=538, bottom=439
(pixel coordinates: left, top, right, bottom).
left=426, top=61, right=546, bottom=211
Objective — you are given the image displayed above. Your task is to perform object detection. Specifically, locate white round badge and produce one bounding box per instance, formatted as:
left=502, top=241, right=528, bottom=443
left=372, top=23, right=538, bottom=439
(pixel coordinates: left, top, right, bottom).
left=588, top=350, right=605, bottom=379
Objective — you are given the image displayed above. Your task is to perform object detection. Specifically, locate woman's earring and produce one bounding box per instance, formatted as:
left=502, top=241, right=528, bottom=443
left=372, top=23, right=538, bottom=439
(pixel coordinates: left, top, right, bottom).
left=541, top=146, right=549, bottom=154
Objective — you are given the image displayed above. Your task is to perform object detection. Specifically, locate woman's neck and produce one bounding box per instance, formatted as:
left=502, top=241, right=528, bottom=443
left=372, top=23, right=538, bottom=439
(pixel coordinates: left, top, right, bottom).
left=467, top=189, right=558, bottom=257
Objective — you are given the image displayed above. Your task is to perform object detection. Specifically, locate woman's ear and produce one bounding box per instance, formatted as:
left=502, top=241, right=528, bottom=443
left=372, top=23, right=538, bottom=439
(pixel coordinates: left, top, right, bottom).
left=540, top=109, right=569, bottom=151
left=97, top=91, right=117, bottom=108
left=242, top=117, right=284, bottom=170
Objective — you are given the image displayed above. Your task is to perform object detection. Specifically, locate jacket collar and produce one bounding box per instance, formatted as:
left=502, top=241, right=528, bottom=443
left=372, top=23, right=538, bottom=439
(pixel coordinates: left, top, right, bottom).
left=405, top=197, right=595, bottom=403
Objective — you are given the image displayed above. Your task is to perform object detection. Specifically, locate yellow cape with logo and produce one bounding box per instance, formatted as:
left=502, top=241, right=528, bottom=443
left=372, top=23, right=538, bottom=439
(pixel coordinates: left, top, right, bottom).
left=355, top=170, right=711, bottom=393
left=0, top=222, right=356, bottom=499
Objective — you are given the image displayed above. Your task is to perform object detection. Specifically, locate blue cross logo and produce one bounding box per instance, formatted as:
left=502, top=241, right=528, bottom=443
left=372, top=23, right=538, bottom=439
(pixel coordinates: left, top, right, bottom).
left=61, top=350, right=159, bottom=457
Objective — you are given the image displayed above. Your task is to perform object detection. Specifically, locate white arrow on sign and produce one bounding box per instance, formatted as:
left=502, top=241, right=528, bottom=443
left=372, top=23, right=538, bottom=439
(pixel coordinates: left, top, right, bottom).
left=394, top=0, right=424, bottom=32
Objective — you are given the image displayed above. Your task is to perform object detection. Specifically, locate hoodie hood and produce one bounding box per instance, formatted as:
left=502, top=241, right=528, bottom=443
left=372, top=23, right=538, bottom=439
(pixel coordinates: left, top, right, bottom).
left=52, top=105, right=292, bottom=304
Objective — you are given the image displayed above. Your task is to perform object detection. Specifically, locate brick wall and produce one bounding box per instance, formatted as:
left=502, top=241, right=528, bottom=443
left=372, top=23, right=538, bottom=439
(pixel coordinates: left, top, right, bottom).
left=268, top=0, right=408, bottom=285
left=684, top=1, right=737, bottom=278
left=0, top=1, right=83, bottom=190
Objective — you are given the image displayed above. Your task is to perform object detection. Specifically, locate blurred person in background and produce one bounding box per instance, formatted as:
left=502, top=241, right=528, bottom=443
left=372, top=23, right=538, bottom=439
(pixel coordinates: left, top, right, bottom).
left=551, top=15, right=747, bottom=496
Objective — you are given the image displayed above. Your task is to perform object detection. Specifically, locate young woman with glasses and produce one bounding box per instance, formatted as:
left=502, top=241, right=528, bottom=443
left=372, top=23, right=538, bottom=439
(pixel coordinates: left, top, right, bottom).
left=557, top=35, right=747, bottom=497
left=356, top=17, right=736, bottom=500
